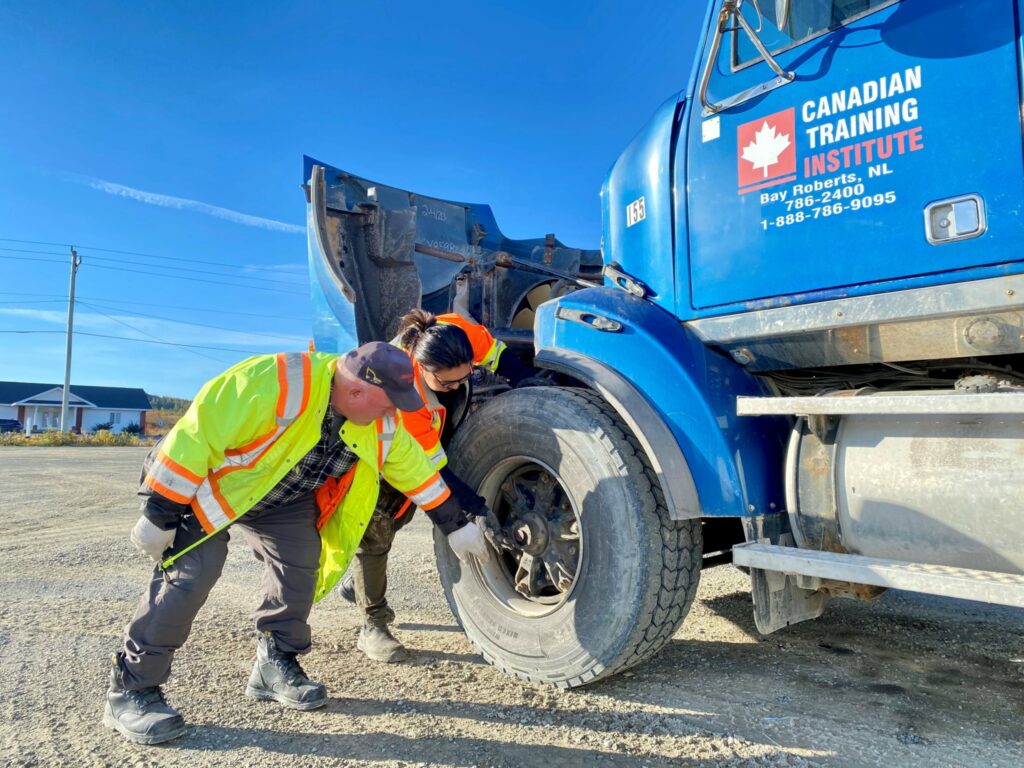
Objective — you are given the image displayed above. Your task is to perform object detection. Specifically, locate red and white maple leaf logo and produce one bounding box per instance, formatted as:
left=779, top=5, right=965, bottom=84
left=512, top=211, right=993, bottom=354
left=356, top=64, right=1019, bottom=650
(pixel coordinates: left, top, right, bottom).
left=736, top=107, right=796, bottom=191
left=741, top=121, right=791, bottom=177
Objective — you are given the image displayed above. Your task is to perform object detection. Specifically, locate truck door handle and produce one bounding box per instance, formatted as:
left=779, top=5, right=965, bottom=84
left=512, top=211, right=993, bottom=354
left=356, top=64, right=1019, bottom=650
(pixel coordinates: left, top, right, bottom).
left=924, top=194, right=987, bottom=245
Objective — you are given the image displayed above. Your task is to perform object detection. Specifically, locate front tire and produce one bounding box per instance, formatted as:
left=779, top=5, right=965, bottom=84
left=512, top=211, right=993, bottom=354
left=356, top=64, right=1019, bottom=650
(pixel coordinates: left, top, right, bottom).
left=433, top=387, right=702, bottom=688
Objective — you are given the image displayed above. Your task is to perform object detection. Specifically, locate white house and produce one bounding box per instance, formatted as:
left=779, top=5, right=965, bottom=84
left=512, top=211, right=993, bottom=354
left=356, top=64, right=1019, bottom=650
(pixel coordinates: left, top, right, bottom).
left=0, top=381, right=152, bottom=434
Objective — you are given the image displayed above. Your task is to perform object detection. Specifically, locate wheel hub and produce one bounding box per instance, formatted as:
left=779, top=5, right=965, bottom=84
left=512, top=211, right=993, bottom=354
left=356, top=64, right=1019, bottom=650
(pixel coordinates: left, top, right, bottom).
left=482, top=464, right=581, bottom=605
left=513, top=512, right=549, bottom=556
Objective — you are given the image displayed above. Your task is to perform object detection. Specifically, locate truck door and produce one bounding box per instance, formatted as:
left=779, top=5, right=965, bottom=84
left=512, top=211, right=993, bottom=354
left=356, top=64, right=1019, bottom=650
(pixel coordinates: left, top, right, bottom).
left=682, top=0, right=1024, bottom=312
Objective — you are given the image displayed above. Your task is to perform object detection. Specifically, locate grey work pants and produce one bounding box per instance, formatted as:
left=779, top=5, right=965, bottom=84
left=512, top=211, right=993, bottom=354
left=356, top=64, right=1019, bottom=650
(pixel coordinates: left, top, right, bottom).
left=351, top=482, right=415, bottom=627
left=120, top=494, right=321, bottom=690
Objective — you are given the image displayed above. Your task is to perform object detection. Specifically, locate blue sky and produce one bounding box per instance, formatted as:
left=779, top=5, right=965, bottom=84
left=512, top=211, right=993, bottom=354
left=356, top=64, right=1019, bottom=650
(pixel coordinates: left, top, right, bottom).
left=0, top=2, right=705, bottom=399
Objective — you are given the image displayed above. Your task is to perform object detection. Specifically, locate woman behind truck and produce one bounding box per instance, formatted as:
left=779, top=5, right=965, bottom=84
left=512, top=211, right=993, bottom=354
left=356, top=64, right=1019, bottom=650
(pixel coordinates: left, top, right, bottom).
left=341, top=308, right=533, bottom=662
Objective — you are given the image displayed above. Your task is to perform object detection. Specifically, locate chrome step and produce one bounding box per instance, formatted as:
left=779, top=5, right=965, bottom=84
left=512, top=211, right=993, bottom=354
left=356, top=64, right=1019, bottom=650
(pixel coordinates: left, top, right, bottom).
left=732, top=542, right=1024, bottom=608
left=736, top=391, right=1024, bottom=416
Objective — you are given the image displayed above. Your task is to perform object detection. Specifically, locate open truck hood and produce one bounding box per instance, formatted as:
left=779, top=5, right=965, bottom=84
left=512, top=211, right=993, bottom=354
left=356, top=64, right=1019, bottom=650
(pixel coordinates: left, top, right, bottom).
left=302, top=156, right=602, bottom=353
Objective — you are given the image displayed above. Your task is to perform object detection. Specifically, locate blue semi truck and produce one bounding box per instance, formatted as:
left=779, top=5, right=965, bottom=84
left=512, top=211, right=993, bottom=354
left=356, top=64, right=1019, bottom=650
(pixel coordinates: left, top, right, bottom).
left=303, top=0, right=1024, bottom=688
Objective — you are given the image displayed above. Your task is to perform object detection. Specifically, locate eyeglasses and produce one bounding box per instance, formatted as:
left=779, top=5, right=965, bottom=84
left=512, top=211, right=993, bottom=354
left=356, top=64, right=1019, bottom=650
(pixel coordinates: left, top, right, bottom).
left=434, top=371, right=471, bottom=389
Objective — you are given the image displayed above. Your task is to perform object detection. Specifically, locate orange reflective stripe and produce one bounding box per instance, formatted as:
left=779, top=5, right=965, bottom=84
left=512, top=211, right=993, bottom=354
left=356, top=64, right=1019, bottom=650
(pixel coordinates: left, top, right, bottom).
left=144, top=476, right=192, bottom=506
left=193, top=479, right=234, bottom=532
left=209, top=477, right=235, bottom=520
left=275, top=353, right=289, bottom=419
left=300, top=353, right=311, bottom=414
left=213, top=456, right=262, bottom=479
left=393, top=498, right=413, bottom=520
left=215, top=424, right=288, bottom=478
left=274, top=352, right=311, bottom=423
left=157, top=451, right=203, bottom=485
left=146, top=455, right=202, bottom=502
left=190, top=498, right=215, bottom=533
left=406, top=473, right=450, bottom=510
left=404, top=470, right=442, bottom=498
left=376, top=420, right=384, bottom=467
left=376, top=417, right=385, bottom=466
left=418, top=485, right=451, bottom=511
left=225, top=427, right=277, bottom=456
left=377, top=415, right=396, bottom=468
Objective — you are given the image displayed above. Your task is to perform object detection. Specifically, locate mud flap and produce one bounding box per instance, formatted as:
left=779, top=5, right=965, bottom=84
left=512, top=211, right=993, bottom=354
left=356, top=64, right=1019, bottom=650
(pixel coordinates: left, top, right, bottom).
left=749, top=564, right=827, bottom=634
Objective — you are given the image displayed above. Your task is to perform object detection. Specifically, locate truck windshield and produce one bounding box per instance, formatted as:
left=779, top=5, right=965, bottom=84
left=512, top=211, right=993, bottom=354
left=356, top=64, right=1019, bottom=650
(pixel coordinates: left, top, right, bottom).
left=733, top=0, right=898, bottom=69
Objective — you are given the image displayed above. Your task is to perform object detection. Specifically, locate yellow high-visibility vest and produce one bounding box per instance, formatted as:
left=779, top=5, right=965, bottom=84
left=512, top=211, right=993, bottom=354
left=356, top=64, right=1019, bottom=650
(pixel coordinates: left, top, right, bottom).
left=143, top=352, right=449, bottom=601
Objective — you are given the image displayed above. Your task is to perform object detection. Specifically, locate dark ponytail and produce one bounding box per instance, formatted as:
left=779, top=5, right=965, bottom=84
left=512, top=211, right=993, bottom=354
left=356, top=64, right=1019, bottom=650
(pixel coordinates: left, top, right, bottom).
left=398, top=308, right=473, bottom=372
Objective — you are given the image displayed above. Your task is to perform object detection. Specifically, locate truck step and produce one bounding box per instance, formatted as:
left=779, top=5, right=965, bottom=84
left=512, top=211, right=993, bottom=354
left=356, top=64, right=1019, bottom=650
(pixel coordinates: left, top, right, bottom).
left=732, top=543, right=1024, bottom=608
left=737, top=392, right=1024, bottom=416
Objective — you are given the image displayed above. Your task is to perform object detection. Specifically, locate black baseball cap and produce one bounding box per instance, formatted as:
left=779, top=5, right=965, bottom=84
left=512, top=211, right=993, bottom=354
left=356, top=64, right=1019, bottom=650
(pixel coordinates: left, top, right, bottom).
left=342, top=341, right=424, bottom=412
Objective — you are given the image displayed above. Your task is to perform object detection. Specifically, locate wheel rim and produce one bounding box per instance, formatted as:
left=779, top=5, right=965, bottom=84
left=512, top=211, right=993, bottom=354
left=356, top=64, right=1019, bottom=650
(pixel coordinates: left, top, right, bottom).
left=471, top=455, right=583, bottom=618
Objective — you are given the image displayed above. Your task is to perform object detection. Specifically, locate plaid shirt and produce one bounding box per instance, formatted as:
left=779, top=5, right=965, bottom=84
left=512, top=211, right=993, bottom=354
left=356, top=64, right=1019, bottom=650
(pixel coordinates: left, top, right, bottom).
left=248, top=405, right=357, bottom=514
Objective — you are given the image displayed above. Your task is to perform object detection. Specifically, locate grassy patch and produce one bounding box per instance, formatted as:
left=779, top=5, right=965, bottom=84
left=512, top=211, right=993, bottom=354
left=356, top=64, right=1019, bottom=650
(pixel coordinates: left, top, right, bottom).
left=0, top=430, right=153, bottom=447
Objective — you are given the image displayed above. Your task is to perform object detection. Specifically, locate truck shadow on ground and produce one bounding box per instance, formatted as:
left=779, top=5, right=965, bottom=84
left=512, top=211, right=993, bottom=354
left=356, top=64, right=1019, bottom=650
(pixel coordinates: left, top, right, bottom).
left=601, top=584, right=1024, bottom=743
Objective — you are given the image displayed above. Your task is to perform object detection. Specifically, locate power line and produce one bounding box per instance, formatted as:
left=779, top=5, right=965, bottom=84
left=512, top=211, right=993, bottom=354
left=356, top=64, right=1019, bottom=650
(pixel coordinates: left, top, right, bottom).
left=0, top=246, right=67, bottom=257
left=0, top=292, right=67, bottom=298
left=0, top=329, right=263, bottom=354
left=0, top=253, right=67, bottom=265
left=81, top=331, right=265, bottom=354
left=0, top=238, right=307, bottom=278
left=82, top=252, right=306, bottom=286
left=76, top=300, right=303, bottom=344
left=0, top=250, right=307, bottom=296
left=0, top=291, right=309, bottom=320
left=76, top=301, right=227, bottom=363
left=80, top=296, right=309, bottom=321
left=0, top=246, right=305, bottom=286
left=0, top=299, right=66, bottom=305
left=79, top=260, right=308, bottom=296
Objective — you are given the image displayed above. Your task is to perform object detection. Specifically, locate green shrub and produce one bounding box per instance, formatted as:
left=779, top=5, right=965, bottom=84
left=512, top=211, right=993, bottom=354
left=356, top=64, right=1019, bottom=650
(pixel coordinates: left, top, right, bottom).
left=121, top=422, right=141, bottom=435
left=91, top=421, right=114, bottom=432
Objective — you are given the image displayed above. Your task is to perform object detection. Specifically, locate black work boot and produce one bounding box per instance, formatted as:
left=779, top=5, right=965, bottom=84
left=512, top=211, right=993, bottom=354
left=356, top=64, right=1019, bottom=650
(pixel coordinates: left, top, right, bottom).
left=357, top=622, right=409, bottom=663
left=340, top=573, right=357, bottom=604
left=245, top=632, right=327, bottom=710
left=103, top=654, right=186, bottom=745
left=340, top=573, right=396, bottom=624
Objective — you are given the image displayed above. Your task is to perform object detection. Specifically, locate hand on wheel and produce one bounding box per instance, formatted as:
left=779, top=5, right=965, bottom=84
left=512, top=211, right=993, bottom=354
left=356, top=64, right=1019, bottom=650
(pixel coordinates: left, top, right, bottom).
left=447, top=520, right=489, bottom=563
left=474, top=506, right=511, bottom=551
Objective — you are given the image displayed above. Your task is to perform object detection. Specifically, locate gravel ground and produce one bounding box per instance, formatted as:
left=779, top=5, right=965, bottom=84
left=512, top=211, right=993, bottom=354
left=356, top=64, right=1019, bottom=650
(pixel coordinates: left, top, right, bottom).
left=1, top=447, right=1021, bottom=768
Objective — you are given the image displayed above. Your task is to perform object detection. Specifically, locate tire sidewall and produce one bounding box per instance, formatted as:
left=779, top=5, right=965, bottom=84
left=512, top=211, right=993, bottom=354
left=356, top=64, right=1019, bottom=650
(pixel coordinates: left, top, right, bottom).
left=434, top=388, right=657, bottom=684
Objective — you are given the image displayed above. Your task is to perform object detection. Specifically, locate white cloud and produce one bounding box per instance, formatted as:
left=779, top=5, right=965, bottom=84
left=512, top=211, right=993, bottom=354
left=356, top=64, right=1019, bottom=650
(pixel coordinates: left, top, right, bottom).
left=242, top=262, right=307, bottom=282
left=245, top=262, right=306, bottom=273
left=86, top=178, right=305, bottom=234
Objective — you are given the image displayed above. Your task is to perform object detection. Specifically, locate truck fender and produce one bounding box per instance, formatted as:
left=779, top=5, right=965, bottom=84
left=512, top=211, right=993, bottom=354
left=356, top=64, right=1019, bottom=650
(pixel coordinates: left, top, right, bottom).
left=534, top=347, right=700, bottom=520
left=534, top=286, right=787, bottom=519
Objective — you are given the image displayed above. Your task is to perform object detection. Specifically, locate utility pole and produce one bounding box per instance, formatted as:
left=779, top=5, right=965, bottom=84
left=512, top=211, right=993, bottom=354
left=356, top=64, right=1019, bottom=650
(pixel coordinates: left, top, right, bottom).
left=59, top=246, right=82, bottom=432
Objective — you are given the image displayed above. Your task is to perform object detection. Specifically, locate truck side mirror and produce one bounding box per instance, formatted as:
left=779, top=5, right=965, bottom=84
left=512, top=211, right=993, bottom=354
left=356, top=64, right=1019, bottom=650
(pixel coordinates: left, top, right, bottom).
left=774, top=0, right=791, bottom=31
left=698, top=0, right=795, bottom=115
